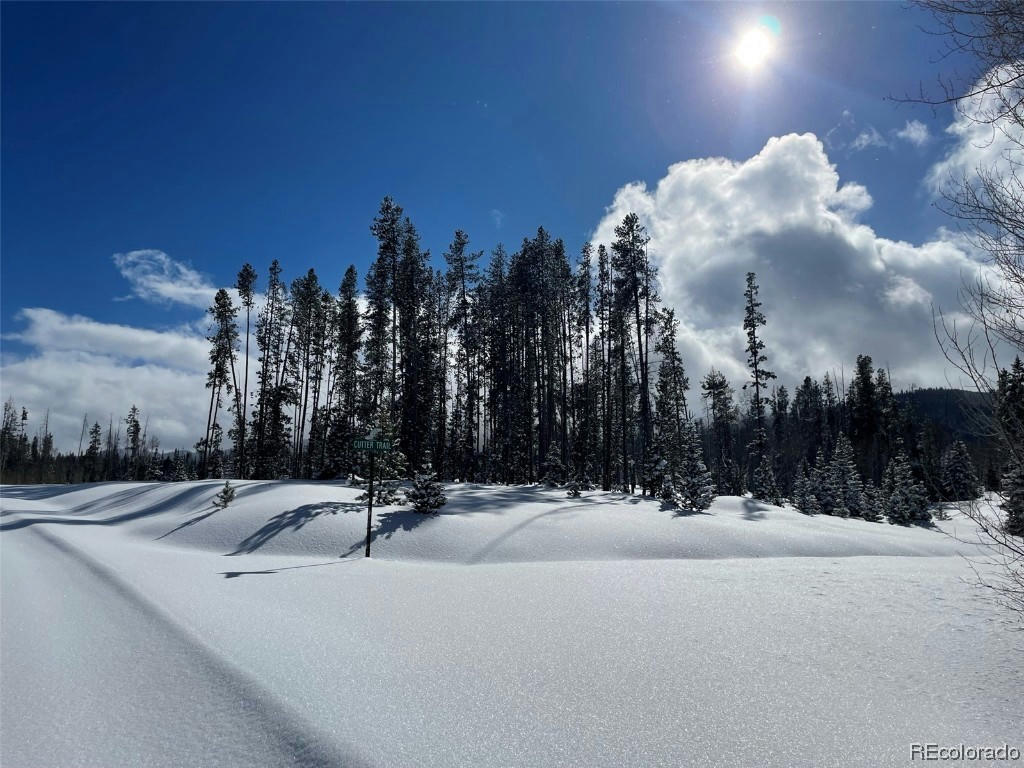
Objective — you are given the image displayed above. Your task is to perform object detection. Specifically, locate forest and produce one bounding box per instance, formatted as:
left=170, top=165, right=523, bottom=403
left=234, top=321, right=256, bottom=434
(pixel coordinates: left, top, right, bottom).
left=2, top=199, right=1023, bottom=529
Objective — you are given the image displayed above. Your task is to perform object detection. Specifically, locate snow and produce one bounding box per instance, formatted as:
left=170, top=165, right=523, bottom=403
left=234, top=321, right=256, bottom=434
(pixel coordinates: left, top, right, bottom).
left=2, top=481, right=1021, bottom=767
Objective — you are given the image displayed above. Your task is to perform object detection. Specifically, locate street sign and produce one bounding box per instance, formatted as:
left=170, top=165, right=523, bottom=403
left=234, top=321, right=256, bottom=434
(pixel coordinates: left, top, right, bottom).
left=353, top=433, right=393, bottom=558
left=353, top=439, right=393, bottom=452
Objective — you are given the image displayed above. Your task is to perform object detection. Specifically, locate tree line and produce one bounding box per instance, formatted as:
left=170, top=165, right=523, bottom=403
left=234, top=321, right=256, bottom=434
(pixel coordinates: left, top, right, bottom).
left=2, top=200, right=1021, bottom=531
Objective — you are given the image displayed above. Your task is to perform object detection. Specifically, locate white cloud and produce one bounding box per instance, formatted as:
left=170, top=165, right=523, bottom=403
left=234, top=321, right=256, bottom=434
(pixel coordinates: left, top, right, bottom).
left=896, top=119, right=930, bottom=147
left=851, top=125, right=888, bottom=151
left=6, top=308, right=209, bottom=373
left=490, top=209, right=506, bottom=229
left=927, top=66, right=1024, bottom=193
left=592, top=133, right=989, bottom=393
left=1, top=310, right=212, bottom=451
left=113, top=249, right=217, bottom=308
left=1, top=308, right=262, bottom=452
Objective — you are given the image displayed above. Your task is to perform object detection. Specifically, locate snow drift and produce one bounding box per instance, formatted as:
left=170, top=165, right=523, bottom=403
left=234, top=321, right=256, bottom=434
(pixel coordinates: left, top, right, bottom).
left=1, top=481, right=1020, bottom=768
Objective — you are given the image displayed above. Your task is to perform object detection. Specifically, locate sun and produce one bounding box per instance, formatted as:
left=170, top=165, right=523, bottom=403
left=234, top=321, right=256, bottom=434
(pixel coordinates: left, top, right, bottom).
left=733, top=26, right=775, bottom=71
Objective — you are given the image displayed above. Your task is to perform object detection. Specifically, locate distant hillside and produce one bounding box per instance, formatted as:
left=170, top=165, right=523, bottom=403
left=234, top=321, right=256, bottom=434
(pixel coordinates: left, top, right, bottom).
left=896, top=388, right=992, bottom=439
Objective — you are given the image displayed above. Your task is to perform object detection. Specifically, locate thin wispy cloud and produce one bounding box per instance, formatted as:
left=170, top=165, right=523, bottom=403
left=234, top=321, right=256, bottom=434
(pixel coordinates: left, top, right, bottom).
left=851, top=125, right=888, bottom=151
left=112, top=250, right=217, bottom=309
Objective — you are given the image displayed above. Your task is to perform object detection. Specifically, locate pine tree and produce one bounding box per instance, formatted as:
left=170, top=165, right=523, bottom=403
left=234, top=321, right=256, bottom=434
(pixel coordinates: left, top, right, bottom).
left=1002, top=461, right=1024, bottom=536
left=828, top=435, right=864, bottom=518
left=651, top=309, right=689, bottom=497
left=407, top=454, right=447, bottom=513
left=202, top=289, right=239, bottom=478
left=940, top=440, right=981, bottom=501
left=810, top=445, right=836, bottom=514
left=235, top=263, right=257, bottom=477
left=678, top=419, right=715, bottom=512
left=702, top=369, right=740, bottom=495
left=752, top=454, right=783, bottom=506
left=742, top=272, right=777, bottom=499
left=125, top=405, right=142, bottom=480
left=792, top=461, right=820, bottom=514
left=542, top=440, right=565, bottom=487
left=884, top=447, right=931, bottom=525
left=611, top=213, right=657, bottom=493
left=861, top=481, right=883, bottom=522
left=213, top=480, right=236, bottom=509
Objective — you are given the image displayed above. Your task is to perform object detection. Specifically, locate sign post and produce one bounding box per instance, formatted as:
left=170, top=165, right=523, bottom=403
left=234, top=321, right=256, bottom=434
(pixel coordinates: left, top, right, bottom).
left=352, top=433, right=393, bottom=558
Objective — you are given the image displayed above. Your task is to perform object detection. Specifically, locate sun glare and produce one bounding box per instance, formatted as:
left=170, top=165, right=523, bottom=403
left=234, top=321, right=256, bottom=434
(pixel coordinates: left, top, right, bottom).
left=734, top=27, right=774, bottom=71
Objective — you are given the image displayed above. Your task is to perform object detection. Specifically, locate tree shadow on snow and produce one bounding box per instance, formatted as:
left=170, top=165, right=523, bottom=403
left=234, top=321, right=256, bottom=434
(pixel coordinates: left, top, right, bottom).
left=741, top=497, right=770, bottom=521
left=1, top=484, right=218, bottom=531
left=339, top=507, right=435, bottom=558
left=666, top=499, right=712, bottom=518
left=467, top=504, right=580, bottom=564
left=220, top=558, right=364, bottom=578
left=229, top=501, right=360, bottom=555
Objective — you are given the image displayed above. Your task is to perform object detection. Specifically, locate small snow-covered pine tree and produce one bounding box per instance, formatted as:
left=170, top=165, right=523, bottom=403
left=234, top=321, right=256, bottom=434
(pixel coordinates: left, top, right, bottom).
left=861, top=480, right=883, bottom=522
left=566, top=479, right=581, bottom=498
left=940, top=440, right=981, bottom=501
left=810, top=446, right=835, bottom=514
left=792, top=462, right=820, bottom=515
left=212, top=480, right=235, bottom=509
left=542, top=441, right=565, bottom=487
left=884, top=449, right=930, bottom=525
left=752, top=453, right=782, bottom=506
left=678, top=420, right=715, bottom=511
left=407, top=456, right=446, bottom=514
left=828, top=435, right=863, bottom=518
left=1002, top=461, right=1024, bottom=536
left=172, top=450, right=189, bottom=482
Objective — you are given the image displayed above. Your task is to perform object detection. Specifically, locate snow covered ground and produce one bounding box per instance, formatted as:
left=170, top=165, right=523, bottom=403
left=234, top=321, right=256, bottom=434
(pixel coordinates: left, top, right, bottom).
left=1, top=481, right=1021, bottom=767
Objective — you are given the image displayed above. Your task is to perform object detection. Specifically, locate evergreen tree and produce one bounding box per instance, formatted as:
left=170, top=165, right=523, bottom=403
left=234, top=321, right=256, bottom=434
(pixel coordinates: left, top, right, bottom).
left=212, top=480, right=236, bottom=509
left=828, top=435, right=864, bottom=518
left=611, top=213, right=657, bottom=492
left=883, top=446, right=931, bottom=525
left=651, top=309, right=689, bottom=496
left=235, top=262, right=257, bottom=477
left=1002, top=461, right=1024, bottom=536
left=742, top=272, right=777, bottom=499
left=542, top=440, right=565, bottom=487
left=861, top=480, right=883, bottom=522
left=202, top=289, right=239, bottom=478
left=940, top=440, right=981, bottom=501
left=678, top=419, right=715, bottom=512
left=125, top=405, right=142, bottom=479
left=407, top=453, right=447, bottom=513
left=752, top=454, right=782, bottom=506
left=85, top=422, right=102, bottom=482
left=792, top=461, right=820, bottom=514
left=702, top=369, right=740, bottom=495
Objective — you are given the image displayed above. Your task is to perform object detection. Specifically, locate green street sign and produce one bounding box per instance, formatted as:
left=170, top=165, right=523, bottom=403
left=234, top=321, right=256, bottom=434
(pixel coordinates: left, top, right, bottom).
left=353, top=438, right=393, bottom=452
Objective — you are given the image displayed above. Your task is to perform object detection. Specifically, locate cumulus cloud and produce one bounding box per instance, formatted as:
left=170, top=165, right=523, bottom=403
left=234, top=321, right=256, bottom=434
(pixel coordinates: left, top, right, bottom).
left=592, top=133, right=988, bottom=392
left=1, top=310, right=212, bottom=451
left=113, top=249, right=218, bottom=308
left=896, top=119, right=930, bottom=147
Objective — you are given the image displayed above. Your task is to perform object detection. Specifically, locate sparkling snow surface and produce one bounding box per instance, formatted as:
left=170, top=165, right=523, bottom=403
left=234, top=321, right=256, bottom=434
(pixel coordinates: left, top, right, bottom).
left=2, top=481, right=1021, bottom=767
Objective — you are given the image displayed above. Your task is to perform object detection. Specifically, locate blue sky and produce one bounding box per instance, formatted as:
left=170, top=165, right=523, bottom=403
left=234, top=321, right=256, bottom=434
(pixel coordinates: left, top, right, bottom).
left=0, top=2, right=994, bottom=447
